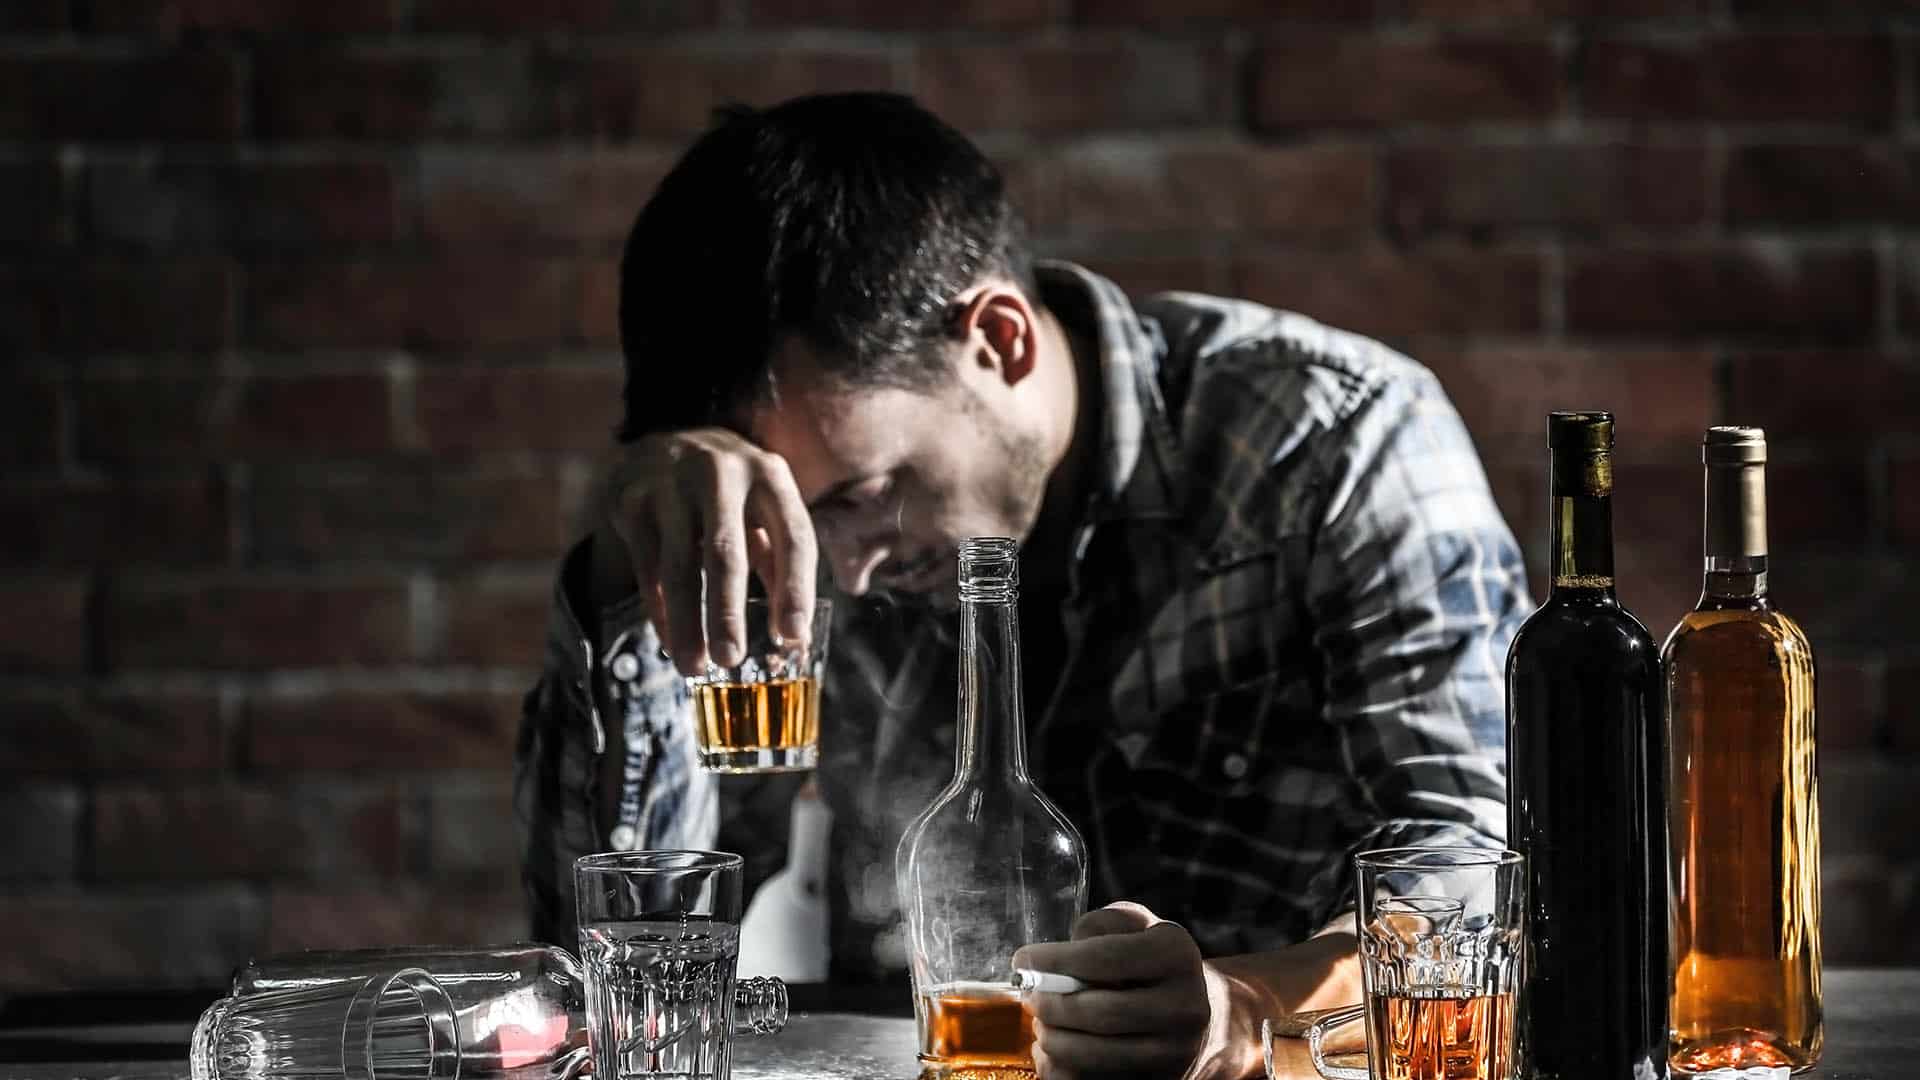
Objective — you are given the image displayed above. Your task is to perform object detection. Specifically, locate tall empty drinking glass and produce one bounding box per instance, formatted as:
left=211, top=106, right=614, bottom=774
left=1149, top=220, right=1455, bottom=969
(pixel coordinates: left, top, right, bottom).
left=1269, top=847, right=1525, bottom=1080
left=575, top=850, right=783, bottom=1080
left=191, top=968, right=459, bottom=1080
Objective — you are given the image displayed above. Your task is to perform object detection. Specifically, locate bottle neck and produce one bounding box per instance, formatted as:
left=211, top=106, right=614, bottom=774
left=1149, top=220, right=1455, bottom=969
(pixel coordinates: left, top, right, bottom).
left=956, top=594, right=1031, bottom=785
left=1548, top=449, right=1616, bottom=597
left=1703, top=460, right=1769, bottom=602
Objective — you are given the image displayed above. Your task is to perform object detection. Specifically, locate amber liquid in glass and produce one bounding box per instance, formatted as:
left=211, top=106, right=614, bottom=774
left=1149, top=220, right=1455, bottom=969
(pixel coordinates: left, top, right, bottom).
left=917, top=983, right=1035, bottom=1077
left=691, top=677, right=819, bottom=753
left=1667, top=604, right=1822, bottom=1072
left=1365, top=991, right=1514, bottom=1080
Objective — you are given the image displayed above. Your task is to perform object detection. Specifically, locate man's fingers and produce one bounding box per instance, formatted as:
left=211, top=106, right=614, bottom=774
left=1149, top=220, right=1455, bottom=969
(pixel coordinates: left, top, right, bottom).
left=1073, top=902, right=1158, bottom=941
left=1015, top=921, right=1197, bottom=985
left=1033, top=1020, right=1193, bottom=1075
left=654, top=502, right=709, bottom=677
left=698, top=470, right=752, bottom=670
left=1023, top=984, right=1208, bottom=1037
left=744, top=455, right=817, bottom=645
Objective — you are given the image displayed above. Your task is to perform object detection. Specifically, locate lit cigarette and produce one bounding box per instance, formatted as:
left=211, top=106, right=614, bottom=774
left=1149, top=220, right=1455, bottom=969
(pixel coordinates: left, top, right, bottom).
left=1011, top=968, right=1085, bottom=994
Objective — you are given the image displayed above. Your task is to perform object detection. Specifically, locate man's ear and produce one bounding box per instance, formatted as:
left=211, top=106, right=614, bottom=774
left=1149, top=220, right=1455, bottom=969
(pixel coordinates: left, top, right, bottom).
left=951, top=285, right=1037, bottom=387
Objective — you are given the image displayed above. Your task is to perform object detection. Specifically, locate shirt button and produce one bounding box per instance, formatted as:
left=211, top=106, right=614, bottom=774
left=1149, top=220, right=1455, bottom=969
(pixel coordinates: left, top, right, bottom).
left=611, top=653, right=640, bottom=681
left=1221, top=753, right=1249, bottom=781
left=610, top=824, right=636, bottom=850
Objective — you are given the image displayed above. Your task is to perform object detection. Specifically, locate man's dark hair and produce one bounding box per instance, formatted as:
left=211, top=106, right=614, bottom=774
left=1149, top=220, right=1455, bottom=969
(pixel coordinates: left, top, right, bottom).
left=616, top=92, right=1036, bottom=441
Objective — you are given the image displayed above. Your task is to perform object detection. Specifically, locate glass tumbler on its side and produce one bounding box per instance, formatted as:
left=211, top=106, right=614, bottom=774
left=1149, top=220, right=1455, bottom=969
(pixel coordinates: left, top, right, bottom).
left=191, top=967, right=459, bottom=1080
left=686, top=597, right=832, bottom=774
left=574, top=850, right=787, bottom=1080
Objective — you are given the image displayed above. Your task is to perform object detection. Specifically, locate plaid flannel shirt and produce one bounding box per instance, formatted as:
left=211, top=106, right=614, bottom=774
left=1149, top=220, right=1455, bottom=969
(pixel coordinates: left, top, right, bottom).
left=515, top=261, right=1530, bottom=980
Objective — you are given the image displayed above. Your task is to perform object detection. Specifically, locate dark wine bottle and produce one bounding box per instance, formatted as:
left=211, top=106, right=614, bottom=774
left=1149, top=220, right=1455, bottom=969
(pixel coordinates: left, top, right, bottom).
left=1506, top=412, right=1669, bottom=1080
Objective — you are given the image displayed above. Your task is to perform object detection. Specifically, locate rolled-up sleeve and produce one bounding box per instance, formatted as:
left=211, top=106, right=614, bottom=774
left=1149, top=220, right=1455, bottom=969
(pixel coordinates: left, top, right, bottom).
left=1301, top=375, right=1530, bottom=919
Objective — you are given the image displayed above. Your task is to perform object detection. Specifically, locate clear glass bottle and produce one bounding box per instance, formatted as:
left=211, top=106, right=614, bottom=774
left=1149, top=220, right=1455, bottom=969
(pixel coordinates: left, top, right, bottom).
left=896, top=537, right=1088, bottom=1078
left=1665, top=426, right=1823, bottom=1073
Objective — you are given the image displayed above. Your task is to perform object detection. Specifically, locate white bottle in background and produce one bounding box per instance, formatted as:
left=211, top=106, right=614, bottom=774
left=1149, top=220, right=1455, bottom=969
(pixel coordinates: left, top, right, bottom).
left=736, top=780, right=832, bottom=982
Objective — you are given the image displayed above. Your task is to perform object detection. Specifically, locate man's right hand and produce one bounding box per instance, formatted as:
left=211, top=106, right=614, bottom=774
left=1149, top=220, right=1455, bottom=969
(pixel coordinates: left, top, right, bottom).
left=593, top=428, right=818, bottom=677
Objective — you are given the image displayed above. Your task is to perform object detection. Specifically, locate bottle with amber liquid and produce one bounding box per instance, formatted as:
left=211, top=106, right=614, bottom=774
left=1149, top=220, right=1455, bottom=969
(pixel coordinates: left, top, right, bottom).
left=1666, top=427, right=1823, bottom=1073
left=1506, top=412, right=1668, bottom=1080
left=896, top=537, right=1088, bottom=1078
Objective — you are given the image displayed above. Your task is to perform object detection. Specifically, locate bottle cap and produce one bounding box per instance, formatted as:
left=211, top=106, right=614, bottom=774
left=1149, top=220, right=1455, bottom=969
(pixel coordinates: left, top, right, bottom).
left=1704, top=425, right=1768, bottom=464
left=1547, top=411, right=1614, bottom=452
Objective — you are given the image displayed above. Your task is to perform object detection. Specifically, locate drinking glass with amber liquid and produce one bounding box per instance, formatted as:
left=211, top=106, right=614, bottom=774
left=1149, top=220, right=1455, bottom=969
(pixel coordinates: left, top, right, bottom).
left=1273, top=847, right=1525, bottom=1080
left=687, top=598, right=831, bottom=773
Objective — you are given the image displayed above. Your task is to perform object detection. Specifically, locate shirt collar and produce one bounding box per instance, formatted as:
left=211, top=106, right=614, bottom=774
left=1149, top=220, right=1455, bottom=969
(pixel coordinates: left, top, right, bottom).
left=1033, top=259, right=1181, bottom=523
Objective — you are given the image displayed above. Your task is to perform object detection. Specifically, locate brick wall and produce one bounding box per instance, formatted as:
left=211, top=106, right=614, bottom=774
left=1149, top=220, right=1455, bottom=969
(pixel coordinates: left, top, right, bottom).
left=2, top=0, right=1914, bottom=988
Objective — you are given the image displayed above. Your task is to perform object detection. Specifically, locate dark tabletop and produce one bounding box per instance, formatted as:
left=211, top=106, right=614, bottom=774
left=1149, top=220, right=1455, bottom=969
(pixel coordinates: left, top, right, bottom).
left=0, top=970, right=1911, bottom=1079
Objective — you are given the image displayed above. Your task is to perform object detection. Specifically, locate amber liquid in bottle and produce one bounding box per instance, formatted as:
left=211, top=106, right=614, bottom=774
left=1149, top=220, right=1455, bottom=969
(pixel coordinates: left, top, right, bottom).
left=917, top=983, right=1037, bottom=1076
left=1666, top=427, right=1823, bottom=1072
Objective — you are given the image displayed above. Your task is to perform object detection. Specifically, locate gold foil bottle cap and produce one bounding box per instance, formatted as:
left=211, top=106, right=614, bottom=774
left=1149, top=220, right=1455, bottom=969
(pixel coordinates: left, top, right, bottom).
left=1547, top=411, right=1614, bottom=452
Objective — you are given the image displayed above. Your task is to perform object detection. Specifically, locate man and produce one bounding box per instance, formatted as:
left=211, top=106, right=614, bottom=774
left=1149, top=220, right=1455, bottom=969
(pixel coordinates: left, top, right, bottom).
left=516, top=92, right=1527, bottom=1079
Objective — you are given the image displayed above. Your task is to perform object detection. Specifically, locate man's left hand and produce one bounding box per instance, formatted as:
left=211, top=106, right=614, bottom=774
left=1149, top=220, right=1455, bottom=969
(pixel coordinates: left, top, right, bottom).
left=1011, top=902, right=1217, bottom=1080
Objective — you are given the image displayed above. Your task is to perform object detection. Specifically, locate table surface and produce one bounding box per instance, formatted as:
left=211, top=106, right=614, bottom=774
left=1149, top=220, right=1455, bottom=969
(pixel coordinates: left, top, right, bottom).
left=0, top=969, right=1911, bottom=1079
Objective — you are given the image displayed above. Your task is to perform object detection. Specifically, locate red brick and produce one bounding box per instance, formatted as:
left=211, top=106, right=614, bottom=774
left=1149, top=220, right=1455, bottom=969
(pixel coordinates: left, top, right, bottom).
left=103, top=576, right=411, bottom=669
left=1823, top=756, right=1920, bottom=858
left=419, top=149, right=669, bottom=251
left=0, top=1, right=71, bottom=29
left=249, top=258, right=611, bottom=348
left=0, top=888, right=265, bottom=990
left=1726, top=143, right=1920, bottom=225
left=1767, top=459, right=1874, bottom=549
left=88, top=0, right=399, bottom=32
left=749, top=0, right=1050, bottom=27
left=427, top=774, right=519, bottom=874
left=1609, top=462, right=1704, bottom=634
left=1424, top=346, right=1715, bottom=464
left=1232, top=248, right=1543, bottom=340
left=1251, top=33, right=1561, bottom=131
left=1583, top=34, right=1893, bottom=128
left=251, top=461, right=577, bottom=562
left=1078, top=0, right=1374, bottom=20
left=0, top=472, right=231, bottom=567
left=1816, top=657, right=1880, bottom=753
left=441, top=574, right=550, bottom=667
left=0, top=787, right=81, bottom=880
left=1887, top=663, right=1920, bottom=753
left=0, top=161, right=72, bottom=248
left=0, top=691, right=225, bottom=771
left=1565, top=245, right=1875, bottom=341
left=93, top=783, right=408, bottom=879
left=0, top=576, right=87, bottom=673
left=255, top=47, right=532, bottom=140
left=72, top=372, right=396, bottom=463
left=88, top=157, right=398, bottom=252
left=1892, top=454, right=1920, bottom=546
left=413, top=364, right=623, bottom=453
left=1023, top=141, right=1376, bottom=238
left=1734, top=0, right=1919, bottom=13
left=1415, top=0, right=1710, bottom=13
left=1388, top=143, right=1708, bottom=237
left=267, top=884, right=524, bottom=952
left=1071, top=253, right=1231, bottom=298
left=248, top=690, right=522, bottom=770
left=0, top=377, right=60, bottom=466
left=417, top=0, right=720, bottom=30
left=1726, top=351, right=1920, bottom=446
left=0, top=50, right=243, bottom=140
left=0, top=260, right=236, bottom=350
left=917, top=40, right=1230, bottom=134
left=547, top=46, right=899, bottom=139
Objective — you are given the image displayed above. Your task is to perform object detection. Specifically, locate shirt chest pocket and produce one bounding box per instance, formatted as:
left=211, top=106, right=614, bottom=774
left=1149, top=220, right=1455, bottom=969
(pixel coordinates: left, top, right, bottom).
left=1109, top=551, right=1301, bottom=718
